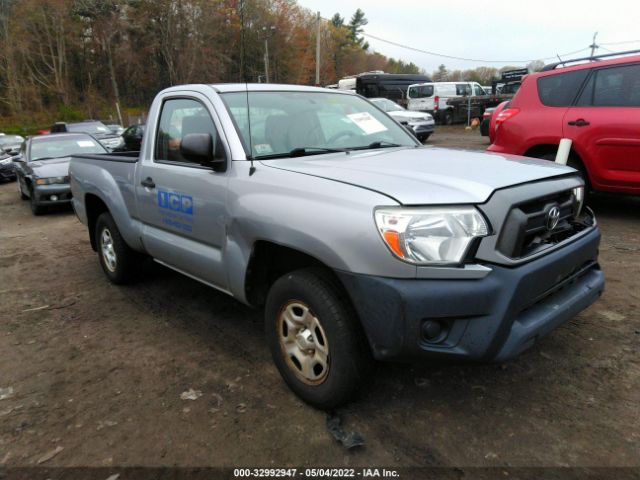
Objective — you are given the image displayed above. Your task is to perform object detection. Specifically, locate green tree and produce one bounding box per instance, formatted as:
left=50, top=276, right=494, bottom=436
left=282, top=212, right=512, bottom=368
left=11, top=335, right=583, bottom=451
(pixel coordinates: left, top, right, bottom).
left=433, top=64, right=449, bottom=81
left=330, top=13, right=344, bottom=28
left=348, top=8, right=368, bottom=50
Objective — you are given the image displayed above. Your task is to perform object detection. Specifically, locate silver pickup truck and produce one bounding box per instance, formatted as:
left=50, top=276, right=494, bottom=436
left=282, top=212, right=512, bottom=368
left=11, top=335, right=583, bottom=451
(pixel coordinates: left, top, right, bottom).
left=70, top=84, right=604, bottom=408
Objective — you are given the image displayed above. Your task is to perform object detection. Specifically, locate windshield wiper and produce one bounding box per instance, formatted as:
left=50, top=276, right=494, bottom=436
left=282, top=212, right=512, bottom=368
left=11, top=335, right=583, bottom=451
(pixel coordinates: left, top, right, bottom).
left=255, top=147, right=349, bottom=160
left=348, top=141, right=404, bottom=151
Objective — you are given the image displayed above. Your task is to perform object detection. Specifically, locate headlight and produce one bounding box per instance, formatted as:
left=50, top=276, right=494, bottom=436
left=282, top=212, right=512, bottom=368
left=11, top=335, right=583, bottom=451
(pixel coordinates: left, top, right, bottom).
left=375, top=206, right=489, bottom=265
left=35, top=176, right=68, bottom=185
left=573, top=186, right=585, bottom=217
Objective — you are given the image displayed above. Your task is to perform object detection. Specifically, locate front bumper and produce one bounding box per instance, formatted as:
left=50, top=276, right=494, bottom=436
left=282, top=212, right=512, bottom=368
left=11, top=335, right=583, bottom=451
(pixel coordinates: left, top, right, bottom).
left=33, top=184, right=72, bottom=205
left=409, top=122, right=435, bottom=136
left=337, top=227, right=604, bottom=362
left=0, top=163, right=16, bottom=179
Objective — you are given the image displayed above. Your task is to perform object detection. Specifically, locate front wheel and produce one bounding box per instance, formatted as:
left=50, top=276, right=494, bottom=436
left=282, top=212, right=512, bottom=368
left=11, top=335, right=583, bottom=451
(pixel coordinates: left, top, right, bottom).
left=18, top=180, right=28, bottom=200
left=30, top=190, right=45, bottom=215
left=95, top=212, right=139, bottom=284
left=265, top=268, right=373, bottom=409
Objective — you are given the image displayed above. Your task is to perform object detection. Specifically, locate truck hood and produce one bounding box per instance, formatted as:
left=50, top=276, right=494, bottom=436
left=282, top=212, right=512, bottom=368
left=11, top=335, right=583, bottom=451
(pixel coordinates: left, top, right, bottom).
left=31, top=157, right=70, bottom=178
left=260, top=146, right=574, bottom=205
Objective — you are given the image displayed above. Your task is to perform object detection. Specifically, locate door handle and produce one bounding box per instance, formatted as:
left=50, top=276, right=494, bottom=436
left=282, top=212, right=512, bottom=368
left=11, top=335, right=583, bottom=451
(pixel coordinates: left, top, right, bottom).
left=140, top=177, right=155, bottom=188
left=567, top=118, right=590, bottom=127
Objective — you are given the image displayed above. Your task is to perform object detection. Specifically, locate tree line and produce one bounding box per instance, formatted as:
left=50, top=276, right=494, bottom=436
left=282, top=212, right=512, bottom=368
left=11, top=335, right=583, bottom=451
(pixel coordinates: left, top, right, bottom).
left=0, top=0, right=422, bottom=129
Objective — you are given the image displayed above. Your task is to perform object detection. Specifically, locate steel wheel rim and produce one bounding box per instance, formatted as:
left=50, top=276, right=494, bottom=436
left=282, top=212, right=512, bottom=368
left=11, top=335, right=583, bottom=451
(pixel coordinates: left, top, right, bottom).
left=100, top=228, right=117, bottom=273
left=277, top=301, right=330, bottom=385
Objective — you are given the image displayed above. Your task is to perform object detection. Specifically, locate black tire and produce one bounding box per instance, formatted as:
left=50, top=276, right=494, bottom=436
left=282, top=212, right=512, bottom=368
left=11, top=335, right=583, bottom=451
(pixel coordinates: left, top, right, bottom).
left=442, top=110, right=453, bottom=125
left=29, top=190, right=45, bottom=215
left=18, top=180, right=28, bottom=200
left=533, top=151, right=591, bottom=190
left=420, top=133, right=431, bottom=142
left=265, top=268, right=373, bottom=409
left=95, top=212, right=139, bottom=284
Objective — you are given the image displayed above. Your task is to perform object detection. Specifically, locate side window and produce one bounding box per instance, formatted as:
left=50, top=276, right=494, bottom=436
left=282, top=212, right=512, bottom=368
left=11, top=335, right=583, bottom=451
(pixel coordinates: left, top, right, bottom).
left=473, top=84, right=485, bottom=96
left=593, top=64, right=640, bottom=107
left=154, top=98, right=223, bottom=164
left=537, top=70, right=589, bottom=106
left=456, top=84, right=472, bottom=96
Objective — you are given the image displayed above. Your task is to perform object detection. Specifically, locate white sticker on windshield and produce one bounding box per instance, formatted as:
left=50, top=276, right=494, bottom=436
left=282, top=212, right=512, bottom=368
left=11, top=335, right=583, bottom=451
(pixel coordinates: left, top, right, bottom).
left=77, top=140, right=95, bottom=147
left=254, top=144, right=273, bottom=155
left=346, top=112, right=388, bottom=135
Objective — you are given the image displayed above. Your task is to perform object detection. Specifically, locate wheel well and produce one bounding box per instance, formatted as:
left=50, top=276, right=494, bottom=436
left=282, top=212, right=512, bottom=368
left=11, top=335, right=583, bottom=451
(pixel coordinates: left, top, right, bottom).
left=85, top=194, right=109, bottom=251
left=523, top=144, right=558, bottom=159
left=245, top=241, right=329, bottom=307
left=523, top=144, right=589, bottom=184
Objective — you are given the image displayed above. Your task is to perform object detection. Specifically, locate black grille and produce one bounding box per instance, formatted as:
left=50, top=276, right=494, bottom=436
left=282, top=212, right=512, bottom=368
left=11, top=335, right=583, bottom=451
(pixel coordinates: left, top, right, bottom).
left=497, top=190, right=591, bottom=259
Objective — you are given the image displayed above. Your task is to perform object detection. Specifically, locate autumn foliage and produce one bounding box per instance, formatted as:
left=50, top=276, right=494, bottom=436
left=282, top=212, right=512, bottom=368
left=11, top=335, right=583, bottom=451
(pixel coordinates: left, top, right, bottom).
left=0, top=0, right=421, bottom=127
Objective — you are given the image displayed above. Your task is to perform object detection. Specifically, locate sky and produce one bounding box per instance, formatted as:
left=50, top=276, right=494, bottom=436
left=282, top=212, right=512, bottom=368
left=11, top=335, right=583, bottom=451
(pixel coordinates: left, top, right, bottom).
left=296, top=0, right=640, bottom=74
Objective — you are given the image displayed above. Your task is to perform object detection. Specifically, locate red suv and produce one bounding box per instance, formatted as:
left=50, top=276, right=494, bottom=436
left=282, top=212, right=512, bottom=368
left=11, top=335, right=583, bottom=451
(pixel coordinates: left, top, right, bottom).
left=488, top=51, right=640, bottom=195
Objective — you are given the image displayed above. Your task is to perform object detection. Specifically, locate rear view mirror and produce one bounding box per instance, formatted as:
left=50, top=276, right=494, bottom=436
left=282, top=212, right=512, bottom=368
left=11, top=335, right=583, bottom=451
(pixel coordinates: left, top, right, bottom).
left=180, top=133, right=226, bottom=172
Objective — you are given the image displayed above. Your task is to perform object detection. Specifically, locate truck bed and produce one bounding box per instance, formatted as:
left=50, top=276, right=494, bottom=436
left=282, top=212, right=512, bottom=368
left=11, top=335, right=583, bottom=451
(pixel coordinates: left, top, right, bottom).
left=71, top=151, right=139, bottom=163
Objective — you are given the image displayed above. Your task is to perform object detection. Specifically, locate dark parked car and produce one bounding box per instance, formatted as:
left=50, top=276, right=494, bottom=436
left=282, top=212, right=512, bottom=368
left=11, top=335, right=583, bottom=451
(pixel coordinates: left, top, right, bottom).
left=0, top=151, right=17, bottom=181
left=0, top=134, right=25, bottom=156
left=14, top=133, right=107, bottom=215
left=51, top=121, right=124, bottom=151
left=480, top=106, right=496, bottom=137
left=115, top=124, right=145, bottom=152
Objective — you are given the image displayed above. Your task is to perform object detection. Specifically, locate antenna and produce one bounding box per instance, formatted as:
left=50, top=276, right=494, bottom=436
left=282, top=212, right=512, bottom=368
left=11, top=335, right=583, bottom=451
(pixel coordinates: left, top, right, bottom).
left=246, top=84, right=255, bottom=176
left=239, top=0, right=255, bottom=176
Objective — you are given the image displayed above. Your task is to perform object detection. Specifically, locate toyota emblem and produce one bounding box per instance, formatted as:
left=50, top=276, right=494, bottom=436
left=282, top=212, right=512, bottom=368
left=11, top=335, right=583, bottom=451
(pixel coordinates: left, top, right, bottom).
left=546, top=205, right=561, bottom=231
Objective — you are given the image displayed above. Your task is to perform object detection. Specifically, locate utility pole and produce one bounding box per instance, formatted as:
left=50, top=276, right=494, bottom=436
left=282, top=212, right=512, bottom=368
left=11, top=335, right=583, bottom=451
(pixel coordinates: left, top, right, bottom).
left=589, top=32, right=599, bottom=58
left=262, top=26, right=275, bottom=83
left=315, top=11, right=320, bottom=86
left=264, top=38, right=269, bottom=83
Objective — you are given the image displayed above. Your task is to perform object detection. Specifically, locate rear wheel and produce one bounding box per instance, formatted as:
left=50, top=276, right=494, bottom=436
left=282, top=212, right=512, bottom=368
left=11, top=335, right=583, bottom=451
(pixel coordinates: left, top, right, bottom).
left=265, top=268, right=373, bottom=409
left=442, top=110, right=453, bottom=125
left=531, top=151, right=591, bottom=202
left=533, top=151, right=590, bottom=190
left=95, top=212, right=139, bottom=284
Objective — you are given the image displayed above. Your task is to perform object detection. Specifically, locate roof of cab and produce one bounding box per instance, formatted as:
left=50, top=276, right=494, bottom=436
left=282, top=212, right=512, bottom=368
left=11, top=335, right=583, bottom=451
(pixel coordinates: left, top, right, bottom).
left=209, top=83, right=348, bottom=93
left=157, top=83, right=354, bottom=95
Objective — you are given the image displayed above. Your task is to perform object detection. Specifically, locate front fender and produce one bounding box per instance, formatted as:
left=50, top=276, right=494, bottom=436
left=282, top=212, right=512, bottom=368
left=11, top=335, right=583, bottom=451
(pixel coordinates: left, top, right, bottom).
left=223, top=163, right=417, bottom=302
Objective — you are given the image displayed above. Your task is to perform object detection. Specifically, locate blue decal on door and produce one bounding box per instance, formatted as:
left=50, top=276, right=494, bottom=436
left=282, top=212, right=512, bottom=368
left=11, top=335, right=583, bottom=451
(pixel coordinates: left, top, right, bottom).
left=157, top=190, right=194, bottom=215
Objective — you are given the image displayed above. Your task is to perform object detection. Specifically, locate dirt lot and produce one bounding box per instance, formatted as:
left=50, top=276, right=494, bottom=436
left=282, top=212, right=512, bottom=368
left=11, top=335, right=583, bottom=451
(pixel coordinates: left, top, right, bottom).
left=1, top=126, right=639, bottom=472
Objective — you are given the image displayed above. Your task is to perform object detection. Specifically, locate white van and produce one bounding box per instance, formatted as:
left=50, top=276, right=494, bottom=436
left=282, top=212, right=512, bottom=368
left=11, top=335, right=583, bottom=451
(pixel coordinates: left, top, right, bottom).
left=407, top=82, right=487, bottom=124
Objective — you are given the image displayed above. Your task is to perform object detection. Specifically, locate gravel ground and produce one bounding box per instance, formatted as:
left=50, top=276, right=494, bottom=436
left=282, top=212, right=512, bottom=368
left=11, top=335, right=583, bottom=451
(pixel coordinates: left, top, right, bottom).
left=1, top=126, right=638, bottom=473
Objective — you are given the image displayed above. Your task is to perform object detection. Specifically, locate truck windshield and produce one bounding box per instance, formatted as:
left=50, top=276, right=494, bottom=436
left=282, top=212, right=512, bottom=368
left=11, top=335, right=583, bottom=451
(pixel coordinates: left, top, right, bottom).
left=220, top=91, right=418, bottom=159
left=31, top=136, right=107, bottom=161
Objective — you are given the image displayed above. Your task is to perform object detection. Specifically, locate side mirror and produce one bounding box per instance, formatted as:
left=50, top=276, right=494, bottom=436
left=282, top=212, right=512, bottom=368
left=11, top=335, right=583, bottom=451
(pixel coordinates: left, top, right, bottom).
left=180, top=133, right=226, bottom=172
